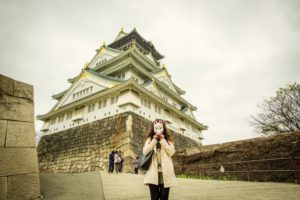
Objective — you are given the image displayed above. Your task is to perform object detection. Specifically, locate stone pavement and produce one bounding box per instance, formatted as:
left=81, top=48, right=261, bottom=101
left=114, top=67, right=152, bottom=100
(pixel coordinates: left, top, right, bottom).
left=100, top=171, right=300, bottom=200
left=40, top=171, right=105, bottom=200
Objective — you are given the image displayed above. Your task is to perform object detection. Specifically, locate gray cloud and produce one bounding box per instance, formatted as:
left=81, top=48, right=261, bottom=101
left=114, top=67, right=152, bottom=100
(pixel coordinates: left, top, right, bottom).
left=1, top=0, right=299, bottom=144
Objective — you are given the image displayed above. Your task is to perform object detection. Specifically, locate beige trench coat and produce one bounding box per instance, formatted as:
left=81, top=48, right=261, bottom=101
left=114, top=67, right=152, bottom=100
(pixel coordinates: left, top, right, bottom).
left=143, top=137, right=177, bottom=188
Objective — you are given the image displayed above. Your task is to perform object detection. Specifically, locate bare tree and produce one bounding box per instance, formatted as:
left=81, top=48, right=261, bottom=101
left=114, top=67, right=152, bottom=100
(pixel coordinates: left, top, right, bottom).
left=250, top=82, right=300, bottom=135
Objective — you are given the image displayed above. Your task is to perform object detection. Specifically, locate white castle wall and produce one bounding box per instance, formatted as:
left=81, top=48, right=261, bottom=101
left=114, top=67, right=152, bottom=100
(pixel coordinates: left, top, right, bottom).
left=41, top=90, right=203, bottom=144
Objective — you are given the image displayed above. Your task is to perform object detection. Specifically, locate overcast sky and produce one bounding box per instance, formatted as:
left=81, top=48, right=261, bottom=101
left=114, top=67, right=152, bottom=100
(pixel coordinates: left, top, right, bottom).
left=1, top=0, right=299, bottom=145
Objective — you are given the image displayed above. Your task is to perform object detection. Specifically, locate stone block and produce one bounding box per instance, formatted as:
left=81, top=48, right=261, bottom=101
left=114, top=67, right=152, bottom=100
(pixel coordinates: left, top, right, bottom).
left=0, top=94, right=34, bottom=122
left=123, top=149, right=135, bottom=158
left=14, top=80, right=33, bottom=100
left=6, top=121, right=36, bottom=147
left=0, top=120, right=7, bottom=147
left=8, top=173, right=40, bottom=200
left=0, top=196, right=7, bottom=200
left=0, top=148, right=38, bottom=176
left=0, top=74, right=14, bottom=96
left=0, top=176, right=7, bottom=198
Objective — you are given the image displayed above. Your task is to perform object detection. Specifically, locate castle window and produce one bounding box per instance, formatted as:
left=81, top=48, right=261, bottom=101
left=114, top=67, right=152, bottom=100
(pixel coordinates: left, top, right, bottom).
left=88, top=104, right=95, bottom=112
left=98, top=101, right=102, bottom=109
left=50, top=118, right=56, bottom=125
left=121, top=74, right=125, bottom=80
left=103, top=99, right=107, bottom=107
left=57, top=115, right=64, bottom=122
left=96, top=59, right=107, bottom=66
left=141, top=98, right=151, bottom=108
left=110, top=96, right=118, bottom=105
left=155, top=105, right=161, bottom=114
left=66, top=112, right=72, bottom=120
left=172, top=103, right=177, bottom=109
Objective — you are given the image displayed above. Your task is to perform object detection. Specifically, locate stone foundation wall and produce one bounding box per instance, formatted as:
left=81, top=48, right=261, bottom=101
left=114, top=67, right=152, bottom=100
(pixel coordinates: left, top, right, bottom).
left=37, top=111, right=200, bottom=173
left=0, top=74, right=40, bottom=200
left=174, top=132, right=300, bottom=183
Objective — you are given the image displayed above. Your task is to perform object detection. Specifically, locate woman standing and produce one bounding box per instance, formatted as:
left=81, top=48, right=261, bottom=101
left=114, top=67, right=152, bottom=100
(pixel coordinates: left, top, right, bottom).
left=143, top=119, right=177, bottom=200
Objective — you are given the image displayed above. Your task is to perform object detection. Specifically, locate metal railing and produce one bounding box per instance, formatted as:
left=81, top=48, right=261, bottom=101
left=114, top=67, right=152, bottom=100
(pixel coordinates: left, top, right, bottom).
left=174, top=156, right=300, bottom=184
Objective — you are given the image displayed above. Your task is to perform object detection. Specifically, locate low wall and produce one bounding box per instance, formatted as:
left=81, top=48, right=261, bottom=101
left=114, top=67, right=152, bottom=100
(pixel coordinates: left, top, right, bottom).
left=174, top=132, right=300, bottom=183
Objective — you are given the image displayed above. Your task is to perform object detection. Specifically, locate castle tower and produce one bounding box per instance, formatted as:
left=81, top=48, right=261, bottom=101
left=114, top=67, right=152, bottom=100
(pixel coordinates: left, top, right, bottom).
left=37, top=28, right=208, bottom=173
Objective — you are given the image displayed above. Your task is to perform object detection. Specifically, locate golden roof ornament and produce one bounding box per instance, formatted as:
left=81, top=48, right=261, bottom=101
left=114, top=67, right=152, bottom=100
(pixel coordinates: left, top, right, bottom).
left=96, top=41, right=106, bottom=53
left=83, top=62, right=89, bottom=69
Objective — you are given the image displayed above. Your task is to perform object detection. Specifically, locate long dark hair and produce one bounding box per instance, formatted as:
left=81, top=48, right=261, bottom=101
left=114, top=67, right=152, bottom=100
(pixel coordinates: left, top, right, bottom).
left=146, top=119, right=174, bottom=143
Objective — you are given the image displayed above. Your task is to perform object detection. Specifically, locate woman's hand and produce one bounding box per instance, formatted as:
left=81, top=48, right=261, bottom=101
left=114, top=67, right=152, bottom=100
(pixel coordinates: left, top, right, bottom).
left=153, top=135, right=158, bottom=140
left=156, top=134, right=164, bottom=140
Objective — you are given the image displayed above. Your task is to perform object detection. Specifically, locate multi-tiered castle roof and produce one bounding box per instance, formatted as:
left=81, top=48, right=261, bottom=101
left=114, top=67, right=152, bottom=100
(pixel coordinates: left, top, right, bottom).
left=37, top=28, right=208, bottom=143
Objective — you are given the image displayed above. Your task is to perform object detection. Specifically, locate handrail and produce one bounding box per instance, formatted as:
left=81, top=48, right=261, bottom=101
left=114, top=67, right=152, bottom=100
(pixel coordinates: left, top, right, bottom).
left=175, top=156, right=300, bottom=184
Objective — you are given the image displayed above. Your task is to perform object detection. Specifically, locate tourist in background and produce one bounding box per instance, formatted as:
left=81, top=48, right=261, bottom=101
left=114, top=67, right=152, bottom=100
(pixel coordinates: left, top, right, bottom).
left=133, top=156, right=140, bottom=174
left=114, top=151, right=120, bottom=174
left=143, top=119, right=177, bottom=200
left=108, top=151, right=115, bottom=173
left=118, top=151, right=124, bottom=172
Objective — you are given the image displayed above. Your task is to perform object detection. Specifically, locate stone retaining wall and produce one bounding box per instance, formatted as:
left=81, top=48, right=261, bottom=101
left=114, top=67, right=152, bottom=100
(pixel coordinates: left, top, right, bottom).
left=37, top=111, right=200, bottom=173
left=174, top=132, right=300, bottom=183
left=0, top=74, right=40, bottom=200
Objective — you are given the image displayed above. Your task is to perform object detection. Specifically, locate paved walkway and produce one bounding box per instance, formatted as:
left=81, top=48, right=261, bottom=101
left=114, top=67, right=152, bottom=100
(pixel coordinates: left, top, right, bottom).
left=40, top=172, right=105, bottom=200
left=100, top=171, right=300, bottom=200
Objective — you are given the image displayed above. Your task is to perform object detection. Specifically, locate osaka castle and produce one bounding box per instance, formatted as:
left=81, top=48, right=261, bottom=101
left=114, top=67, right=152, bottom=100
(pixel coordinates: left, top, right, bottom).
left=37, top=28, right=208, bottom=144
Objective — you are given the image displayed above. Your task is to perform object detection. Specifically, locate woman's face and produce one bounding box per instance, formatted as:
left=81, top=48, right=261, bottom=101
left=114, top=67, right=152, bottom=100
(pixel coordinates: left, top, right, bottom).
left=153, top=120, right=164, bottom=135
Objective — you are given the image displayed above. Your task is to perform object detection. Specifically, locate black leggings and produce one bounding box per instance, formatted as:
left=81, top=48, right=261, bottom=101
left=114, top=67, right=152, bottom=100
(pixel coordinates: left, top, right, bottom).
left=149, top=184, right=170, bottom=200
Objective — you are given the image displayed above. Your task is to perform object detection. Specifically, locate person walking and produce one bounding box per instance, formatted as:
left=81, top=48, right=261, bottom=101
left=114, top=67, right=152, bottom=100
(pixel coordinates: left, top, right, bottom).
left=133, top=156, right=140, bottom=174
left=108, top=151, right=115, bottom=173
left=143, top=119, right=177, bottom=200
